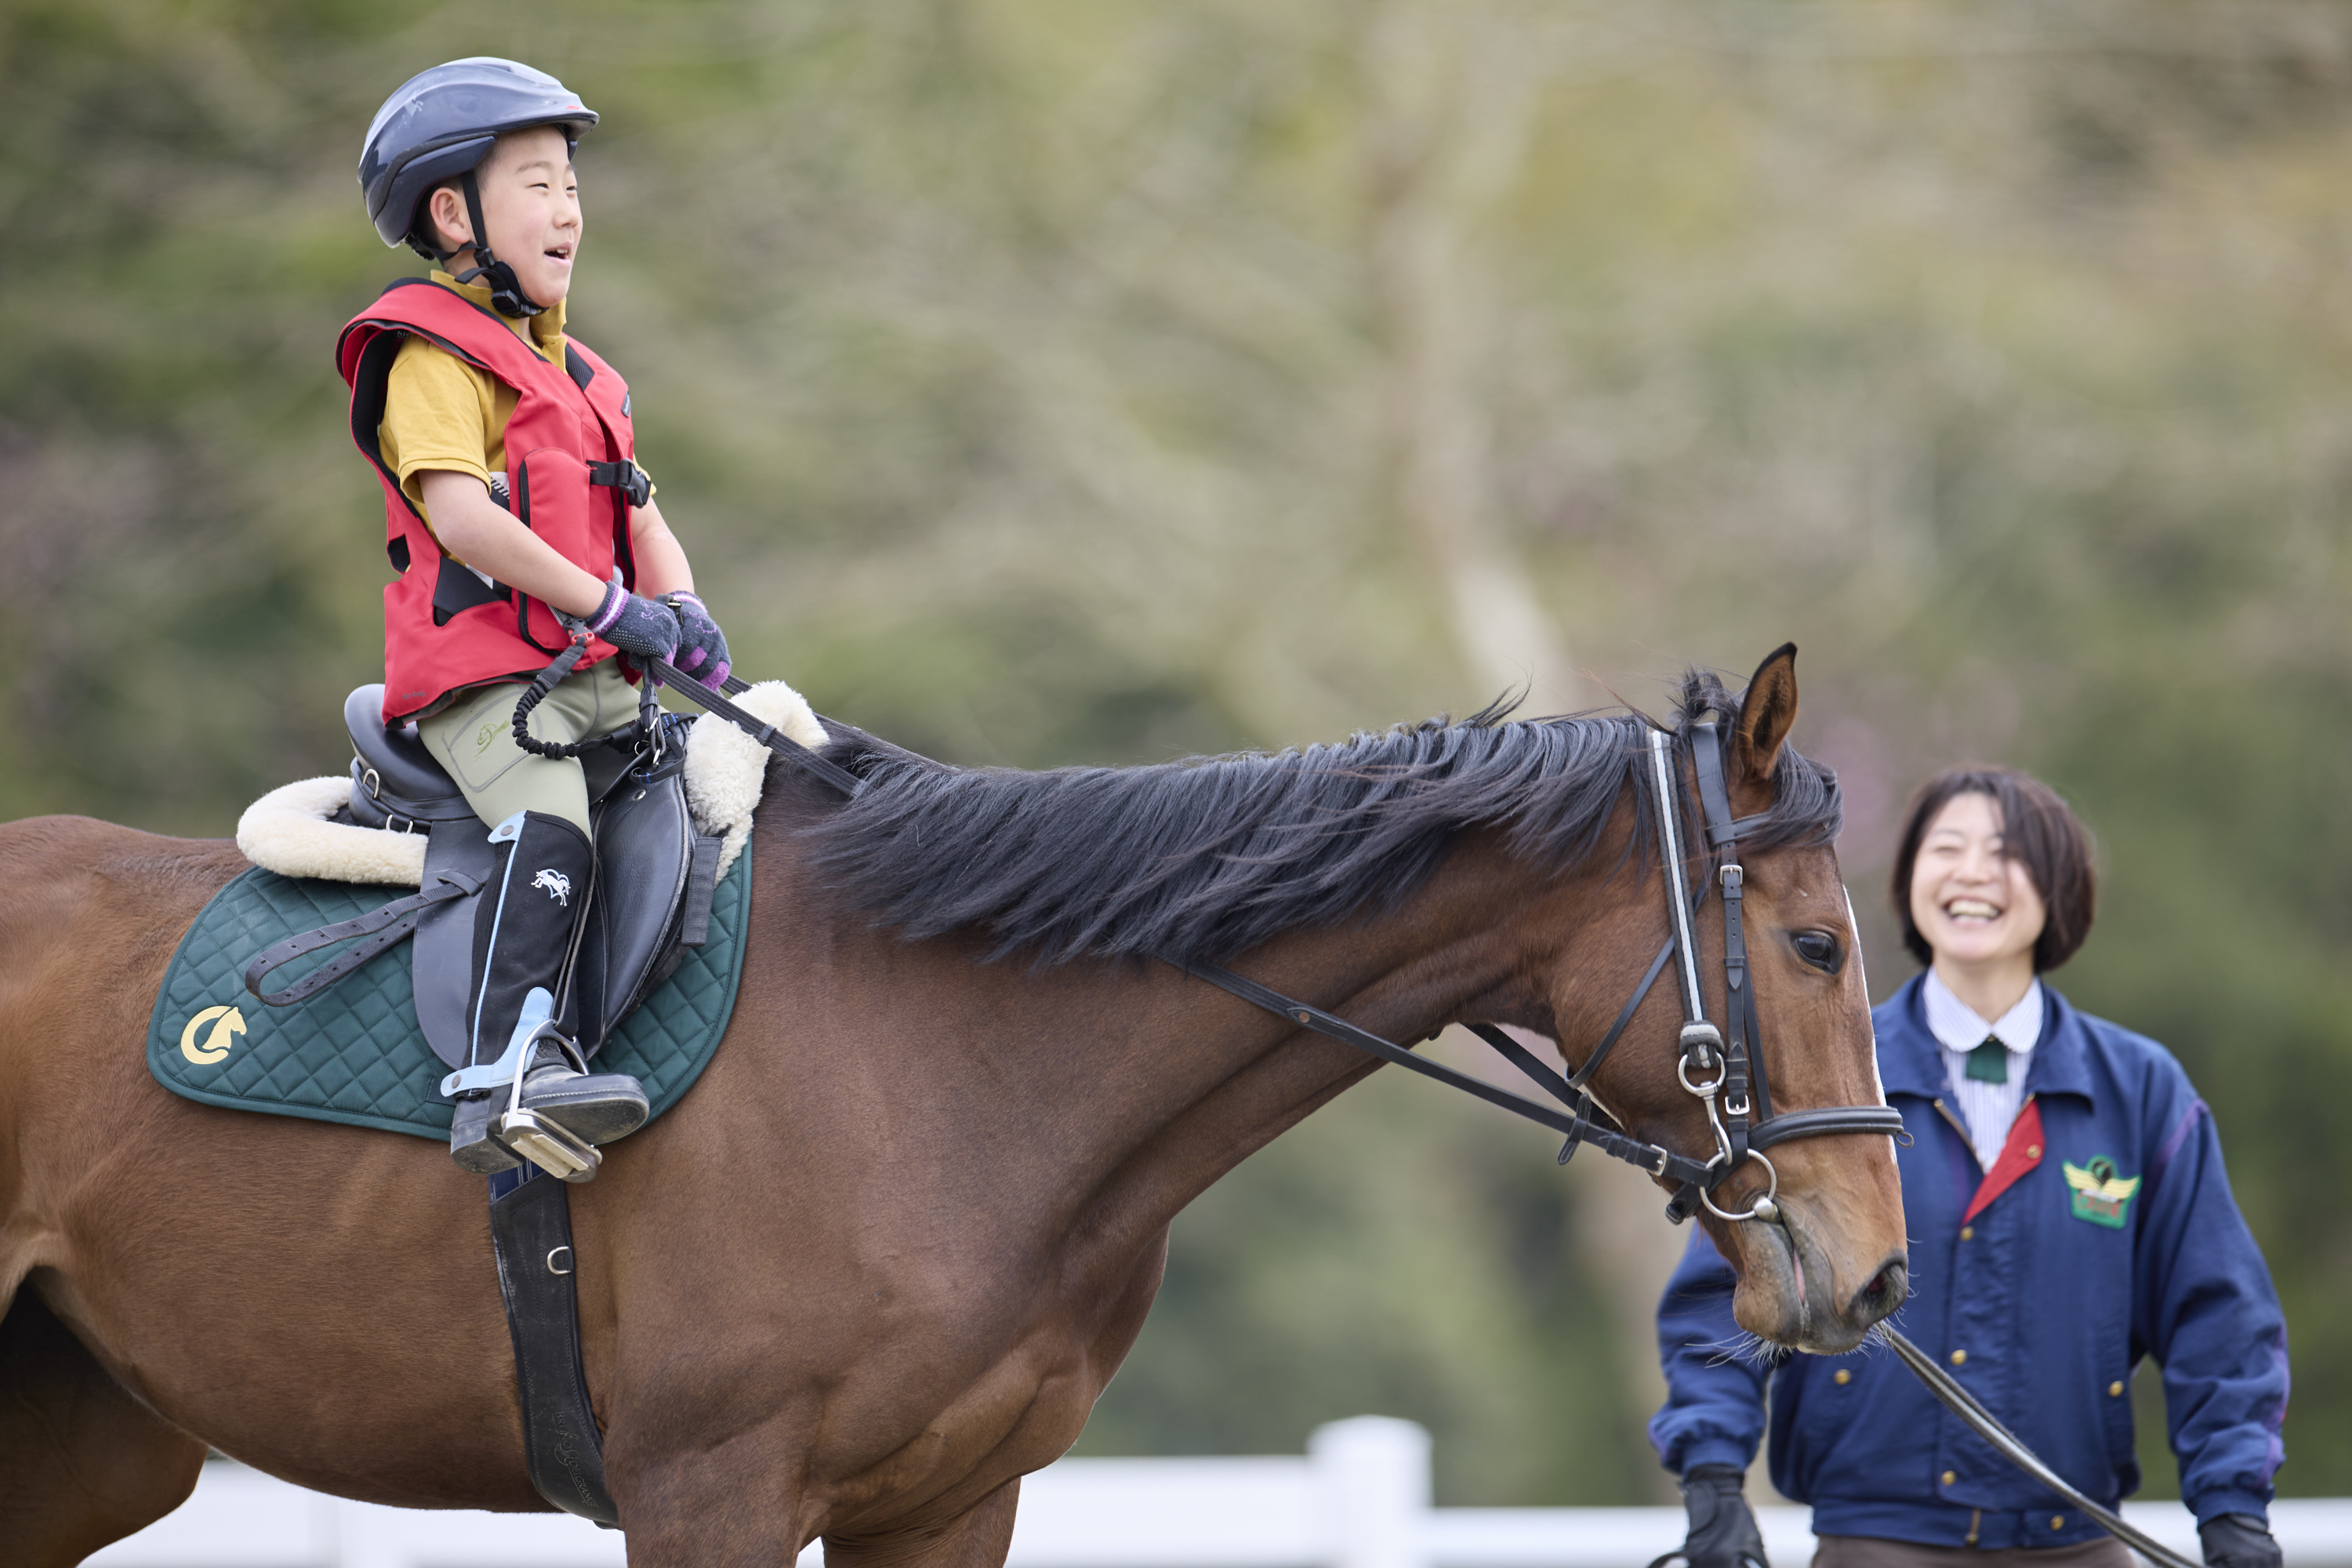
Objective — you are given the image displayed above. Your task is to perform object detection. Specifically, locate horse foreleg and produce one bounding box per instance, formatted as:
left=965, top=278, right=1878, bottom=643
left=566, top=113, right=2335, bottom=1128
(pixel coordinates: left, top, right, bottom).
left=0, top=1285, right=209, bottom=1567
left=822, top=1479, right=1021, bottom=1568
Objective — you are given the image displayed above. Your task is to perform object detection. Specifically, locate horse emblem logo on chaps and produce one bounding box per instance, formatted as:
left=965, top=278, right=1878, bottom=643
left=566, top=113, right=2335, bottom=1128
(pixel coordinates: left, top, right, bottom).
left=179, top=1003, right=247, bottom=1065
left=532, top=869, right=572, bottom=906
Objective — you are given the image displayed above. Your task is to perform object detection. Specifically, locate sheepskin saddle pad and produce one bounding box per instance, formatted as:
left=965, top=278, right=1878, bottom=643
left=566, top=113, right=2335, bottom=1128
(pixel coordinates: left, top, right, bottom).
left=143, top=681, right=822, bottom=1143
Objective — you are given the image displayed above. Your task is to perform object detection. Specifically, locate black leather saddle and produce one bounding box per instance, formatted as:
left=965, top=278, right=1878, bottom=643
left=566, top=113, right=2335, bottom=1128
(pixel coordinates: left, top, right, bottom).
left=341, top=684, right=723, bottom=1071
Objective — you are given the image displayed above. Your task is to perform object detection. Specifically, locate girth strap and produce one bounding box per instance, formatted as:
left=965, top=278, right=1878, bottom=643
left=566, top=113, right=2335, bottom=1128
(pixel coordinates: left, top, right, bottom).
left=243, top=870, right=484, bottom=1007
left=487, top=1169, right=621, bottom=1527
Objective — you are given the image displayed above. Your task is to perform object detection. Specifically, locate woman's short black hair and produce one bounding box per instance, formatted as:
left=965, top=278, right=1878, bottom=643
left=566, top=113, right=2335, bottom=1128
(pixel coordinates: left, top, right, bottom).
left=1889, top=765, right=2097, bottom=972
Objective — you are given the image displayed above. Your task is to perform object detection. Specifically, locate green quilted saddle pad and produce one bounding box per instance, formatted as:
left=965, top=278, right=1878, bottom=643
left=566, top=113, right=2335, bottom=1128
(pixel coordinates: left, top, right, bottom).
left=145, top=846, right=750, bottom=1139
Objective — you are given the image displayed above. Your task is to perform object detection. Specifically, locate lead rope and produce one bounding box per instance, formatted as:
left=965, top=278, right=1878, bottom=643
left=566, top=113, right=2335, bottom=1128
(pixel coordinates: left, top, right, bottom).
left=1876, top=1326, right=2200, bottom=1568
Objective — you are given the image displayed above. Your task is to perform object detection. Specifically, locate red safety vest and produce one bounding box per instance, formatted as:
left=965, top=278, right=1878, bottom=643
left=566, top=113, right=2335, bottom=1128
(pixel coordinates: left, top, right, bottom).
left=337, top=278, right=645, bottom=724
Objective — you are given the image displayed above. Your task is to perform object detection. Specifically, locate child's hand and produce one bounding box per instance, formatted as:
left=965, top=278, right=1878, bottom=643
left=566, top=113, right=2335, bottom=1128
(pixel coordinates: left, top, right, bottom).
left=666, top=593, right=731, bottom=689
left=584, top=583, right=682, bottom=665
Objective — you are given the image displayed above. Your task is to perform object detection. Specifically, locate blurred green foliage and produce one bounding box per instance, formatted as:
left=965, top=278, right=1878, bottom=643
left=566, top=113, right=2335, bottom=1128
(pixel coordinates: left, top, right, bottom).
left=4, top=0, right=2348, bottom=1509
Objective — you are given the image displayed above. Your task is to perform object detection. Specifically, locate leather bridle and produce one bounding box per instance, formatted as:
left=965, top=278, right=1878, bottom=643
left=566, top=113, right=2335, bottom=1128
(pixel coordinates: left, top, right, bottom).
left=1174, top=713, right=1908, bottom=1225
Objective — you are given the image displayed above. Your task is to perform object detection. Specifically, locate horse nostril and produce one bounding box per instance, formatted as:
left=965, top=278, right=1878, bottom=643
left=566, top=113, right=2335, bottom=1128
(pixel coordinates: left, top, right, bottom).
left=1853, top=1261, right=1909, bottom=1323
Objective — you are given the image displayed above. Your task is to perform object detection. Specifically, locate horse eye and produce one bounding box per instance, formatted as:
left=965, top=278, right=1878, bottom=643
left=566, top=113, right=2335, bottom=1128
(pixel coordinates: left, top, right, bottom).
left=1791, top=931, right=1842, bottom=974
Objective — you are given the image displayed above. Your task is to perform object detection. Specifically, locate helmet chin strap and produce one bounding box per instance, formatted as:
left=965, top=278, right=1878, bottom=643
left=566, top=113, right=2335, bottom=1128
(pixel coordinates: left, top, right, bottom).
left=438, top=169, right=545, bottom=320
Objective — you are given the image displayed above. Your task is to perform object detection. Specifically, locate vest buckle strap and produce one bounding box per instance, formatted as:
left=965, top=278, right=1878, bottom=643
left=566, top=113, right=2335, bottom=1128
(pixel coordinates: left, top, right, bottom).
left=587, top=459, right=652, bottom=510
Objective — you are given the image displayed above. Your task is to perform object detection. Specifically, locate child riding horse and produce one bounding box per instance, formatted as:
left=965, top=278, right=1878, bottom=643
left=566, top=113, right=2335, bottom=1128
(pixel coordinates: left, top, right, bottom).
left=346, top=59, right=735, bottom=1172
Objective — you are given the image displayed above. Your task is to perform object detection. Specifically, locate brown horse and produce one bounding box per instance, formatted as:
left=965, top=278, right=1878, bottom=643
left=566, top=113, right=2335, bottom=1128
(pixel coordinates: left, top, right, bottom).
left=0, top=647, right=1905, bottom=1566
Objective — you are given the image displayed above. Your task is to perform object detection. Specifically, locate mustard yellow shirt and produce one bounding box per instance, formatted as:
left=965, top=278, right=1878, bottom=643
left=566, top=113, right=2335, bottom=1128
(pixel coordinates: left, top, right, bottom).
left=375, top=271, right=652, bottom=544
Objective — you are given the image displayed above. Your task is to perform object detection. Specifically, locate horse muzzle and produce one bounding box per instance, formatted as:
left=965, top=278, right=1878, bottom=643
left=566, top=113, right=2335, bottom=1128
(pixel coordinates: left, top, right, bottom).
left=1731, top=1207, right=1908, bottom=1354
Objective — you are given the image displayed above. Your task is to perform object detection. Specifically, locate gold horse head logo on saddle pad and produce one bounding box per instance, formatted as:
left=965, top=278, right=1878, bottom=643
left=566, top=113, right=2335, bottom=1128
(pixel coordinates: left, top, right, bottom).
left=179, top=1004, right=248, bottom=1065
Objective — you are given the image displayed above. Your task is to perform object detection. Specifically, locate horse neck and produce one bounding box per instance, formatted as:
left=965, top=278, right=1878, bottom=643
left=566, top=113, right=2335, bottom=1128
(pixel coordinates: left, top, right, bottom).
left=808, top=829, right=1604, bottom=1247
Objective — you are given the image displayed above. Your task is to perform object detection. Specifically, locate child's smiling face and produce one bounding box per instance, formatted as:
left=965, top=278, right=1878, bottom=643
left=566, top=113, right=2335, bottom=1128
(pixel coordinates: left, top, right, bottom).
left=427, top=125, right=582, bottom=306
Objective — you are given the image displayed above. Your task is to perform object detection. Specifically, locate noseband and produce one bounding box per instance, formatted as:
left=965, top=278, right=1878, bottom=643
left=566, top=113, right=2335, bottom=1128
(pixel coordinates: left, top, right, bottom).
left=1174, top=714, right=1907, bottom=1224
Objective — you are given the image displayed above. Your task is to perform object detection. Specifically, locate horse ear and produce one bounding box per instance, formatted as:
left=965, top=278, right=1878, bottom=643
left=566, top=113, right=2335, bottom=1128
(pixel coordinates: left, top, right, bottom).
left=1733, top=643, right=1799, bottom=785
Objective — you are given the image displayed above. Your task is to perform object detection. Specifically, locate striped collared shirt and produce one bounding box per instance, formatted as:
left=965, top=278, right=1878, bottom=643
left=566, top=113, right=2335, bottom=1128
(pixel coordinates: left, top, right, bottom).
left=1921, top=968, right=2043, bottom=1173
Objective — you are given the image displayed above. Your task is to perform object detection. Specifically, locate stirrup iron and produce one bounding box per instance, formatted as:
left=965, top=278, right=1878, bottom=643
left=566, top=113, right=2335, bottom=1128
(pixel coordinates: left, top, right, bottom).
left=448, top=989, right=604, bottom=1181
left=495, top=1105, right=601, bottom=1183
left=492, top=988, right=602, bottom=1182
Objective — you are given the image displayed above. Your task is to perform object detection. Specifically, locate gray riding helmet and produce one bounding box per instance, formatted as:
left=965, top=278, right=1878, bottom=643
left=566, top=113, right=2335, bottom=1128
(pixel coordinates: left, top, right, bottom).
left=359, top=57, right=597, bottom=256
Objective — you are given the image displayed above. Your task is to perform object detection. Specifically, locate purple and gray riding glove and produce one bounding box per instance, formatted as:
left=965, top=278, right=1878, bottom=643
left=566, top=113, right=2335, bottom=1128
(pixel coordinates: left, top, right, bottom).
left=664, top=591, right=731, bottom=688
left=583, top=581, right=681, bottom=666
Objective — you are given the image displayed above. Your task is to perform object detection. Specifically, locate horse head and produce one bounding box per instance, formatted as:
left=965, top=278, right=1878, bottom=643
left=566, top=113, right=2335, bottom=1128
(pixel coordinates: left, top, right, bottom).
left=1497, top=645, right=1907, bottom=1353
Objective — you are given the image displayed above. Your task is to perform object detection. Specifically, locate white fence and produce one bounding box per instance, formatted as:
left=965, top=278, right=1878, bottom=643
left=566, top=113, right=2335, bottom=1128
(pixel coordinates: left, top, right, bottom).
left=89, top=1417, right=2352, bottom=1568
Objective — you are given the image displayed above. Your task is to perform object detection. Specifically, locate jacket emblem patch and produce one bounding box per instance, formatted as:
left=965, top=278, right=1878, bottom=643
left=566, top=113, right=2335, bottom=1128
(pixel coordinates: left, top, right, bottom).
left=2063, top=1156, right=2140, bottom=1228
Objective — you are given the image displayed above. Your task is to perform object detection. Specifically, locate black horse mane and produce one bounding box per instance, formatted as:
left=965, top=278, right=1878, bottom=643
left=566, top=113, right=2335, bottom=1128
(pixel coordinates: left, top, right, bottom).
left=803, top=670, right=1842, bottom=965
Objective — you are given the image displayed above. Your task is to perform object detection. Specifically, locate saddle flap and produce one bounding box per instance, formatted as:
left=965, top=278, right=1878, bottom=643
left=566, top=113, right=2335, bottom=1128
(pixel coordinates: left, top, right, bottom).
left=412, top=820, right=498, bottom=1071
left=576, top=757, right=697, bottom=1057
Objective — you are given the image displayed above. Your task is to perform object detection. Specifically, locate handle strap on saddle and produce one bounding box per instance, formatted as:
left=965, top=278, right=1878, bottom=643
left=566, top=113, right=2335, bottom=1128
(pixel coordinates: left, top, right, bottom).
left=244, top=870, right=483, bottom=1007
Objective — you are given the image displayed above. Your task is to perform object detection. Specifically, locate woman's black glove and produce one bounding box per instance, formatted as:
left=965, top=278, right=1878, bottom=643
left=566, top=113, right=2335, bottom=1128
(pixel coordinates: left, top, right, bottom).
left=2199, top=1514, right=2281, bottom=1568
left=664, top=591, right=731, bottom=689
left=1664, top=1465, right=1769, bottom=1568
left=583, top=582, right=681, bottom=665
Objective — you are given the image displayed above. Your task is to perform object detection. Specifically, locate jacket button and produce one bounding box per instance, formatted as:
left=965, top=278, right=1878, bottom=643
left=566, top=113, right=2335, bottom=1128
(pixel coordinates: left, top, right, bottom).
left=2109, top=1381, right=2125, bottom=1397
left=1834, top=1369, right=1852, bottom=1385
left=2027, top=1145, right=2042, bottom=1159
left=1941, top=1471, right=1958, bottom=1486
left=1959, top=1225, right=1974, bottom=1240
left=2052, top=1517, right=2066, bottom=1530
left=1951, top=1349, right=1968, bottom=1366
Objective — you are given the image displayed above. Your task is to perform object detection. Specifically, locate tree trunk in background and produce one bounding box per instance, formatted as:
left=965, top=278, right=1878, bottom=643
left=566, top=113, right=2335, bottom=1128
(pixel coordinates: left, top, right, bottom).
left=1375, top=9, right=1693, bottom=1500
left=1362, top=1, right=1582, bottom=716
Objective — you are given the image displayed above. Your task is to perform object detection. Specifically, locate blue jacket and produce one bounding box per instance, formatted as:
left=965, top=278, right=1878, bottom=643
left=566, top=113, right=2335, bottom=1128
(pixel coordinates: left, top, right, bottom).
left=1650, top=975, right=2288, bottom=1550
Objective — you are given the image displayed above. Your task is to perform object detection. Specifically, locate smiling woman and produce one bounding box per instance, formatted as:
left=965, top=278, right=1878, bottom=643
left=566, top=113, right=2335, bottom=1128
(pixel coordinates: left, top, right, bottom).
left=1648, top=765, right=2291, bottom=1568
left=1893, top=769, right=2097, bottom=1024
